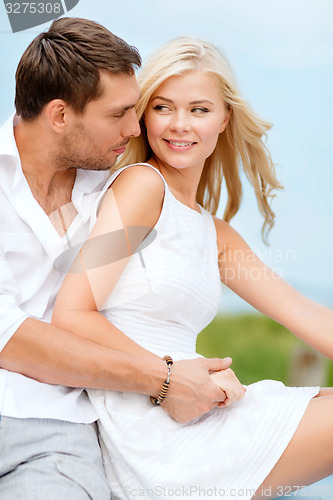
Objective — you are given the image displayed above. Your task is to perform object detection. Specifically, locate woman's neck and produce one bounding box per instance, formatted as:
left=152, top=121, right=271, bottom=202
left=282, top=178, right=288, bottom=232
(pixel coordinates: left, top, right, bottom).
left=147, top=156, right=203, bottom=211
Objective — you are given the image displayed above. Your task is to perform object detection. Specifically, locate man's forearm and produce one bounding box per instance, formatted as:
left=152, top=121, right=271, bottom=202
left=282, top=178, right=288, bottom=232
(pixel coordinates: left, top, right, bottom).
left=0, top=318, right=166, bottom=394
left=0, top=317, right=232, bottom=422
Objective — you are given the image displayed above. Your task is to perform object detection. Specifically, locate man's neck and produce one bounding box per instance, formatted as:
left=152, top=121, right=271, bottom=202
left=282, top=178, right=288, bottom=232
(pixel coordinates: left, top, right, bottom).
left=14, top=118, right=77, bottom=215
left=23, top=168, right=77, bottom=216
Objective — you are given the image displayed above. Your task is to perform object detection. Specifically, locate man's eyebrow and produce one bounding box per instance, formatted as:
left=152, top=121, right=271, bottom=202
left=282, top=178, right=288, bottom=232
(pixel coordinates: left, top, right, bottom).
left=108, top=103, right=136, bottom=114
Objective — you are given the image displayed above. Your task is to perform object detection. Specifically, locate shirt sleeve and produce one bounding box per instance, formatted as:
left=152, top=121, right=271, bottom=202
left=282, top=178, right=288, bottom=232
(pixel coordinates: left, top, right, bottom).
left=0, top=243, right=29, bottom=352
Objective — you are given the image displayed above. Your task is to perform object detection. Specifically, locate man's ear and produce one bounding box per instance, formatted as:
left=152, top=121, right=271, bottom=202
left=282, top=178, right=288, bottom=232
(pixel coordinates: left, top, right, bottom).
left=219, top=106, right=232, bottom=134
left=44, top=99, right=70, bottom=134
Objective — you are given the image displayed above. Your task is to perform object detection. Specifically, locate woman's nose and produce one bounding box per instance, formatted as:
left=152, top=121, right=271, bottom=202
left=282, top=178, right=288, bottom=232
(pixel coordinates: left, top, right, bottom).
left=169, top=111, right=191, bottom=133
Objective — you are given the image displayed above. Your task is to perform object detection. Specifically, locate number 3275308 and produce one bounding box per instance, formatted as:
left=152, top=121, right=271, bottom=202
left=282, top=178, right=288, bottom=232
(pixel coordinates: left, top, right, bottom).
left=5, top=3, right=62, bottom=14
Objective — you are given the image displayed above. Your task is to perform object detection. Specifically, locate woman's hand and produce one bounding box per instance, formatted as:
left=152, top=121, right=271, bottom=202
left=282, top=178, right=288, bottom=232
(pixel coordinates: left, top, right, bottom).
left=209, top=368, right=246, bottom=407
left=163, top=357, right=233, bottom=423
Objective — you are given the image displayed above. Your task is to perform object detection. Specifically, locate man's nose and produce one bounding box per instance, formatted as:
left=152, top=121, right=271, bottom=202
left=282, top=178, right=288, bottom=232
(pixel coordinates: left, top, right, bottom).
left=122, top=108, right=141, bottom=138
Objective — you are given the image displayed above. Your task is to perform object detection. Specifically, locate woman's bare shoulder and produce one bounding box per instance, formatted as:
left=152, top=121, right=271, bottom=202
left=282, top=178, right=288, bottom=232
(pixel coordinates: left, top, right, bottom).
left=97, top=164, right=165, bottom=230
left=113, top=163, right=164, bottom=189
left=212, top=216, right=250, bottom=255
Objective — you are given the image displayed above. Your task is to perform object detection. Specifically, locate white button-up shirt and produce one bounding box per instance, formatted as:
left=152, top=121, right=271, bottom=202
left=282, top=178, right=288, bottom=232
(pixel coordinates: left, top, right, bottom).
left=0, top=115, right=110, bottom=422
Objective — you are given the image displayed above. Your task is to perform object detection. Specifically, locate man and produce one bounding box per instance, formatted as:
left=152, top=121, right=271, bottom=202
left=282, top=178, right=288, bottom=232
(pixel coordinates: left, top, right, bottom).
left=0, top=17, right=234, bottom=498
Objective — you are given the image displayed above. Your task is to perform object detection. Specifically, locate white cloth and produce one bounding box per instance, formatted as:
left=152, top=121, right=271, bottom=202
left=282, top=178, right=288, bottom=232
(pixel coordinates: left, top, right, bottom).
left=88, top=163, right=319, bottom=500
left=0, top=115, right=110, bottom=422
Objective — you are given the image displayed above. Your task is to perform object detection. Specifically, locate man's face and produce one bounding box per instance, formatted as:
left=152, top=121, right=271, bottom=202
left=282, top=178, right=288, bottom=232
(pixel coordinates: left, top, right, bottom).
left=55, top=71, right=141, bottom=171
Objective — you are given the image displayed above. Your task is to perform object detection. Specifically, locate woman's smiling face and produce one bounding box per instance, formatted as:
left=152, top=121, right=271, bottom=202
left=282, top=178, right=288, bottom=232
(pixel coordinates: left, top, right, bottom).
left=144, top=70, right=230, bottom=173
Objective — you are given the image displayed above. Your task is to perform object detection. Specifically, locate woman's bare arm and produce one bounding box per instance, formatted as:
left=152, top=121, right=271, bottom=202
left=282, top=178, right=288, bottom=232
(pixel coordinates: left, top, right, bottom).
left=52, top=166, right=165, bottom=352
left=214, top=217, right=333, bottom=360
left=50, top=165, right=238, bottom=418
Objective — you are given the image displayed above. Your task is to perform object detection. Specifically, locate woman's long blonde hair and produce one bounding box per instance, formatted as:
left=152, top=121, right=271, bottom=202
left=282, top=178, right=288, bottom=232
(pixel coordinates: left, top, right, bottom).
left=117, top=37, right=283, bottom=241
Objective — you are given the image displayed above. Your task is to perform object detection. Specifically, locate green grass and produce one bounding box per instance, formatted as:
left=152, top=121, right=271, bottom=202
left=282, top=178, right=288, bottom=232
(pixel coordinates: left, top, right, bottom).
left=196, top=313, right=333, bottom=386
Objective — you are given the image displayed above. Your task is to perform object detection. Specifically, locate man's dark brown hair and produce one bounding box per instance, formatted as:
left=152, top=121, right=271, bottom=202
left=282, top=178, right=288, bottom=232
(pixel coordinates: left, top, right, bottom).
left=15, top=17, right=141, bottom=120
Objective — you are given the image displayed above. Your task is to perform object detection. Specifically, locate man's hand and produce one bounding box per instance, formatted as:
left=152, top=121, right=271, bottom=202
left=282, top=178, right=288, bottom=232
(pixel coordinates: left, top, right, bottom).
left=162, top=357, right=232, bottom=423
left=209, top=368, right=246, bottom=408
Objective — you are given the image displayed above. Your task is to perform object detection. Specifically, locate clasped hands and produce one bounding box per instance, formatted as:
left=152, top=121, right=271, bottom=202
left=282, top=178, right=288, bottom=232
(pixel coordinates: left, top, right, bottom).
left=162, top=357, right=246, bottom=423
left=209, top=365, right=246, bottom=408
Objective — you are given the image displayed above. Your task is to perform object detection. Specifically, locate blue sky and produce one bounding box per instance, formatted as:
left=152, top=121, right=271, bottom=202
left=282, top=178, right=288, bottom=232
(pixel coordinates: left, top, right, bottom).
left=0, top=0, right=332, bottom=312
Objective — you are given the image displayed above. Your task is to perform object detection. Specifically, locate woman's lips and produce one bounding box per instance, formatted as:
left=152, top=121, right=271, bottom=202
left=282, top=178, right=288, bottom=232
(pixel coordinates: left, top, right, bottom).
left=164, top=139, right=196, bottom=152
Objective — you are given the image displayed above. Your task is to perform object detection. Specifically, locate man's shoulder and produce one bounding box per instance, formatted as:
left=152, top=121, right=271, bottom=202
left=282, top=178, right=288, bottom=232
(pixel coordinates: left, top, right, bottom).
left=0, top=116, right=21, bottom=197
left=0, top=115, right=20, bottom=163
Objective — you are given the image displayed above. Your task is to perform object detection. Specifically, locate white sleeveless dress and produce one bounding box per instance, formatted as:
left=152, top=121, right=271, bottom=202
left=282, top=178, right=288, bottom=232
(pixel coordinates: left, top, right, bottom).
left=88, top=163, right=319, bottom=500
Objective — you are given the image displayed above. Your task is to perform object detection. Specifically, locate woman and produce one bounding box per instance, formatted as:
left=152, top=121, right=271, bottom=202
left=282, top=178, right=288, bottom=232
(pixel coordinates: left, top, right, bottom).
left=52, top=37, right=333, bottom=499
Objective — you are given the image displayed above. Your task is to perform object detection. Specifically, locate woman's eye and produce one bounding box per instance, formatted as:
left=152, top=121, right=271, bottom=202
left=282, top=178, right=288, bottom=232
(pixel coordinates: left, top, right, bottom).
left=153, top=104, right=170, bottom=112
left=192, top=107, right=210, bottom=114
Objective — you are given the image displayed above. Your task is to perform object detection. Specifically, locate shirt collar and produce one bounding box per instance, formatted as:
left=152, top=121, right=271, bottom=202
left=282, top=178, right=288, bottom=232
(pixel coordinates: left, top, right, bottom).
left=0, top=113, right=111, bottom=197
left=0, top=114, right=112, bottom=256
left=0, top=114, right=23, bottom=191
left=73, top=168, right=110, bottom=197
left=0, top=114, right=20, bottom=158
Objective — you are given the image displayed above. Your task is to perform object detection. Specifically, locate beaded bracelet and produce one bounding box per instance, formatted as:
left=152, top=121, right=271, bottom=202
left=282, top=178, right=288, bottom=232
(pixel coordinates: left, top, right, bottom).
left=150, top=355, right=173, bottom=406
